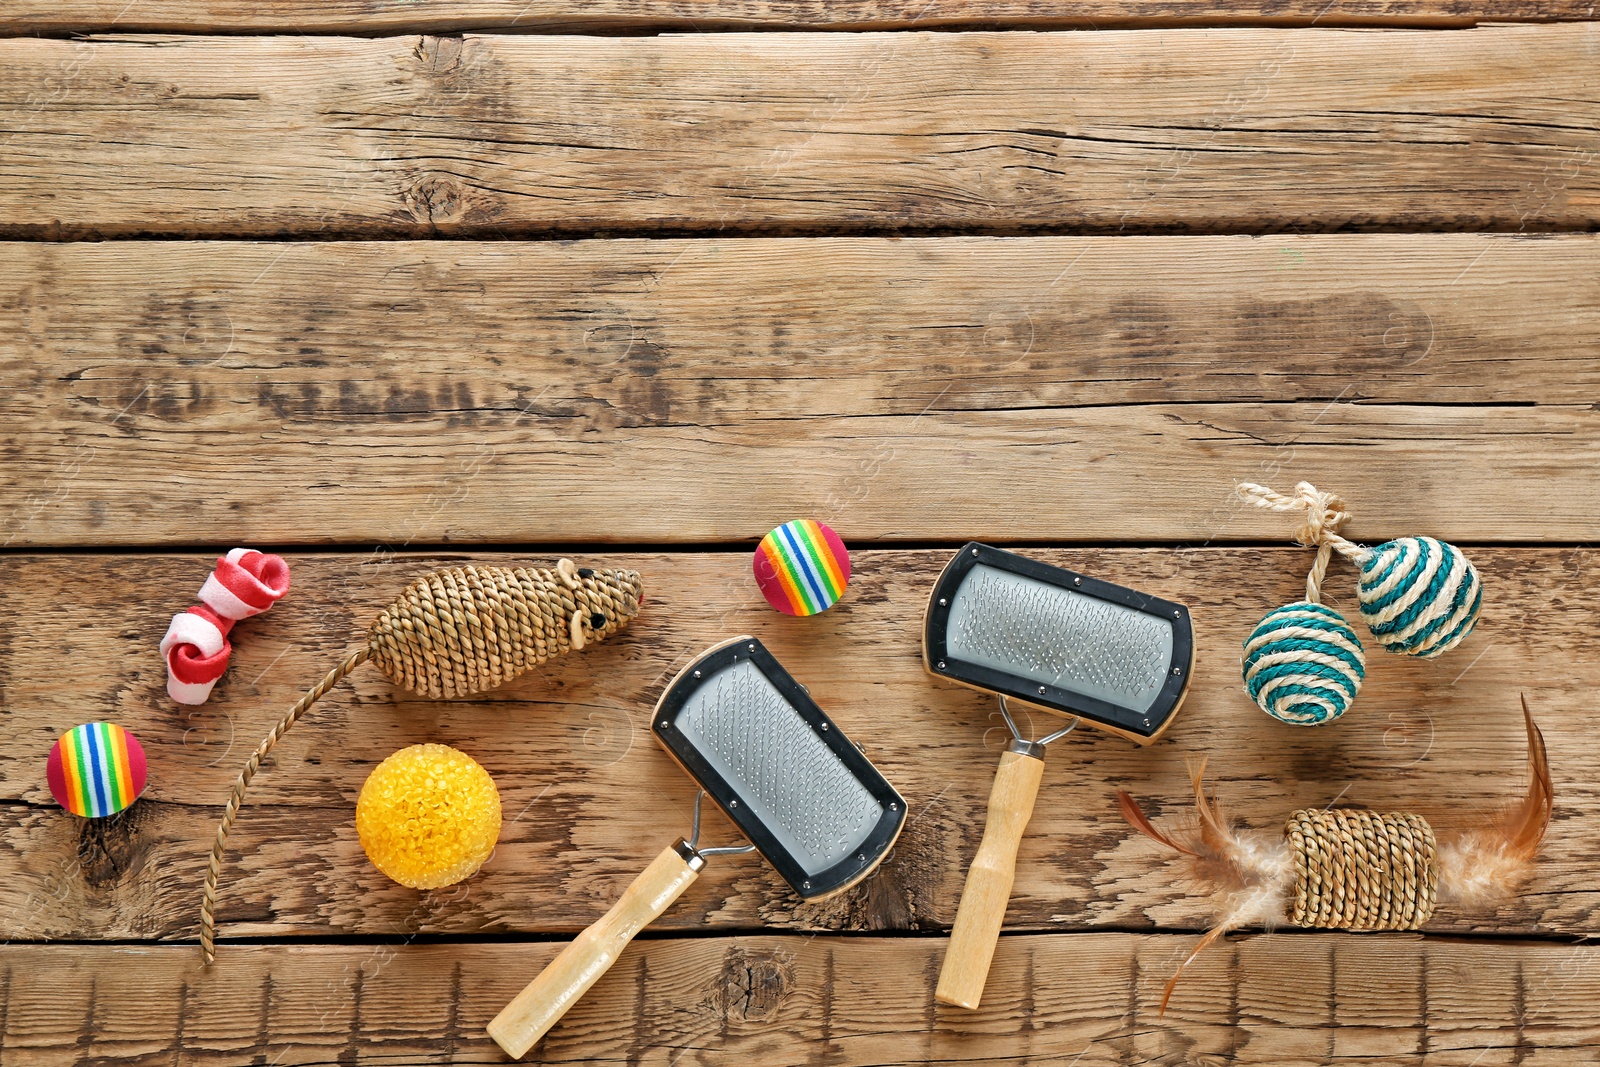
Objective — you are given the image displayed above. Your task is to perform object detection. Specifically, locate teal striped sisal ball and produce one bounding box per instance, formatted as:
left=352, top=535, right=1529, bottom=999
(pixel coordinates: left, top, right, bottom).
left=1357, top=536, right=1482, bottom=658
left=1242, top=601, right=1366, bottom=726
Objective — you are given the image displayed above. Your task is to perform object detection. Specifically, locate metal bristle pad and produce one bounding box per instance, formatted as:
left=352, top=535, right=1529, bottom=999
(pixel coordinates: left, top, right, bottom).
left=925, top=543, right=1193, bottom=742
left=676, top=658, right=881, bottom=876
left=946, top=563, right=1174, bottom=715
left=655, top=637, right=906, bottom=898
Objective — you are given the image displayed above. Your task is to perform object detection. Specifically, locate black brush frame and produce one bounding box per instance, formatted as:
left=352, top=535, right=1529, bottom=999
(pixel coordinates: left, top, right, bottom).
left=923, top=542, right=1192, bottom=742
left=653, top=637, right=907, bottom=900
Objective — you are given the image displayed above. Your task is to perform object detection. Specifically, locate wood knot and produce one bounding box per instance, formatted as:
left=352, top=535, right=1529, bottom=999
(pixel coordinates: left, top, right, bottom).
left=713, top=947, right=794, bottom=1022
left=413, top=35, right=466, bottom=76
left=76, top=806, right=146, bottom=888
left=402, top=173, right=467, bottom=227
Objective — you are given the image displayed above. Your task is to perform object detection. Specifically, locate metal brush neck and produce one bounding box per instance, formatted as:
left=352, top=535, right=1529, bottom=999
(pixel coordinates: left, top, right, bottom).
left=998, top=695, right=1079, bottom=758
left=1006, top=737, right=1047, bottom=760
left=680, top=790, right=758, bottom=867
left=672, top=838, right=710, bottom=871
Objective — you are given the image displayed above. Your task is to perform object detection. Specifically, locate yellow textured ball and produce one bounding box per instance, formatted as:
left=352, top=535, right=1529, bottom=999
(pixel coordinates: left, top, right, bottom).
left=356, top=743, right=502, bottom=890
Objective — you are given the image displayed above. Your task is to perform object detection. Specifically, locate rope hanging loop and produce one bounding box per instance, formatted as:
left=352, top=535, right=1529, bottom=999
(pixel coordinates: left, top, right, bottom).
left=1237, top=481, right=1367, bottom=603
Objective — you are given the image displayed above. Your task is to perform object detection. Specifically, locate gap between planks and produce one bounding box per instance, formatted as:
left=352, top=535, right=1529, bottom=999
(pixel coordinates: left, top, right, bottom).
left=4, top=0, right=1599, bottom=37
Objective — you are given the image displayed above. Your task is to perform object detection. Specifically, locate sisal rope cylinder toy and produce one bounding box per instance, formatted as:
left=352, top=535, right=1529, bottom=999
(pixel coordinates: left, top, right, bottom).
left=1284, top=807, right=1437, bottom=929
left=1237, top=482, right=1482, bottom=725
left=199, top=559, right=643, bottom=963
left=1119, top=697, right=1551, bottom=1012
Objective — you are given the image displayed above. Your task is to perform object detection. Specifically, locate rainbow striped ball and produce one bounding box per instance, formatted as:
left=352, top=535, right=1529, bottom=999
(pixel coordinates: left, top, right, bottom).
left=47, top=722, right=147, bottom=818
left=753, top=519, right=851, bottom=616
left=1242, top=602, right=1366, bottom=726
left=1357, top=536, right=1482, bottom=658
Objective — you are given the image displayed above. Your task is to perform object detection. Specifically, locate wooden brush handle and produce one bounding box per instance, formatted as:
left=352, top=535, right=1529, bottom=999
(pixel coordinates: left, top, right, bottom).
left=936, top=747, right=1045, bottom=1010
left=487, top=842, right=701, bottom=1059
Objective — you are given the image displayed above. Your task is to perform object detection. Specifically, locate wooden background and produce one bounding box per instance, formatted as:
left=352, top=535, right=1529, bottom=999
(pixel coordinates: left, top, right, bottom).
left=2, top=3, right=1598, bottom=1064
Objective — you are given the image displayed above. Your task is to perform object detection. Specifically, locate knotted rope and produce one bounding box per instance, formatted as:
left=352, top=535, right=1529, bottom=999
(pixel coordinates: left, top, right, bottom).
left=1286, top=807, right=1438, bottom=930
left=200, top=561, right=643, bottom=963
left=1237, top=481, right=1370, bottom=603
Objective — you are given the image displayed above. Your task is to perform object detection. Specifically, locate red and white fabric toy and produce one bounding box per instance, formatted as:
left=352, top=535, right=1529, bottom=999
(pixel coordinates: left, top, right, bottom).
left=161, top=549, right=291, bottom=704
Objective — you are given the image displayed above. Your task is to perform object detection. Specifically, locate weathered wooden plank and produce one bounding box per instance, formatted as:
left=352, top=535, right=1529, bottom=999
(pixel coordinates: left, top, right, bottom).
left=7, top=236, right=1596, bottom=409
left=4, top=0, right=1597, bottom=35
left=1, top=393, right=1592, bottom=546
left=4, top=235, right=1599, bottom=545
left=0, top=549, right=1590, bottom=943
left=1, top=27, right=1598, bottom=238
left=5, top=934, right=1597, bottom=1065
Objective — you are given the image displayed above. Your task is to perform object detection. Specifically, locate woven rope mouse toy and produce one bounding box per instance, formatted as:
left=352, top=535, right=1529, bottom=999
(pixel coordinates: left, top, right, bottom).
left=200, top=559, right=643, bottom=963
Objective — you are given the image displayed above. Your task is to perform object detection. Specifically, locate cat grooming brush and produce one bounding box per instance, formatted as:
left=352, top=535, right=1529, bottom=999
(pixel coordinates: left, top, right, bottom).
left=924, top=543, right=1193, bottom=1008
left=487, top=636, right=905, bottom=1059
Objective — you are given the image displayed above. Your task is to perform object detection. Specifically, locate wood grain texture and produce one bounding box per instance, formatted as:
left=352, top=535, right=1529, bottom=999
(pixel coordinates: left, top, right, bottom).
left=0, top=549, right=1590, bottom=944
left=5, top=0, right=1599, bottom=35
left=2, top=27, right=1599, bottom=239
left=2, top=394, right=1591, bottom=546
left=4, top=237, right=1599, bottom=547
left=8, top=235, right=1597, bottom=404
left=5, top=934, right=1599, bottom=1065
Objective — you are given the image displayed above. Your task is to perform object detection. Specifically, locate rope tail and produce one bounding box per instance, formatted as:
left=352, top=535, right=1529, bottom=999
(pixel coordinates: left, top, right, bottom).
left=200, top=645, right=371, bottom=964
